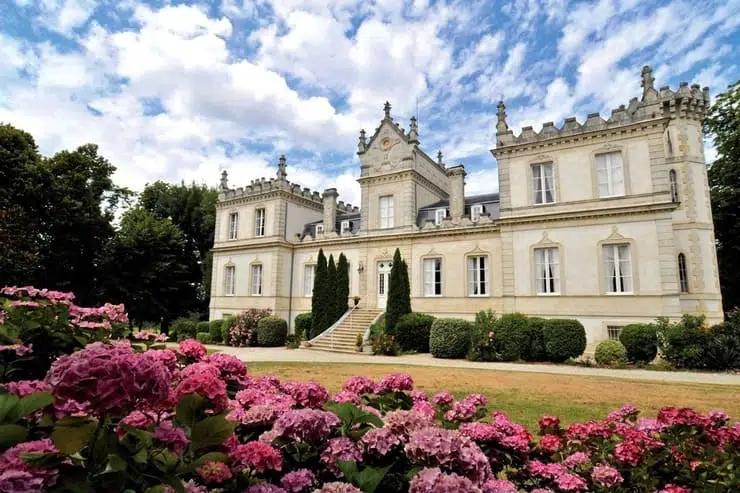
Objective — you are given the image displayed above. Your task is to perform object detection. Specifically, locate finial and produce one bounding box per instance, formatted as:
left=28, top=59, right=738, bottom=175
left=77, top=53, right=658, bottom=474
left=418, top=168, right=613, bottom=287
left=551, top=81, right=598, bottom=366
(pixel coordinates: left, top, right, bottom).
left=496, top=100, right=508, bottom=134
left=641, top=65, right=657, bottom=101
left=357, top=129, right=367, bottom=154
left=219, top=170, right=229, bottom=190
left=383, top=101, right=391, bottom=119
left=437, top=150, right=443, bottom=165
left=408, top=116, right=419, bottom=142
left=277, top=154, right=287, bottom=180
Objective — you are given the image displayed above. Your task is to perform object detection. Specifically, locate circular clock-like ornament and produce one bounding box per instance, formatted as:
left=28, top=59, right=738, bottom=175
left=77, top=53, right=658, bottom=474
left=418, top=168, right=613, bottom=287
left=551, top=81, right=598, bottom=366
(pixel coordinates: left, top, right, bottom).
left=381, top=137, right=392, bottom=150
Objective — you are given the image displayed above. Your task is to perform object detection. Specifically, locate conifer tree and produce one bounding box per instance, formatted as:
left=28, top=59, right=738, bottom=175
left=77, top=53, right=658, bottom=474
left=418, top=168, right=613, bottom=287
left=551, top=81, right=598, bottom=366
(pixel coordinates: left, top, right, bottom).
left=386, top=248, right=411, bottom=335
left=311, top=249, right=328, bottom=338
left=399, top=259, right=412, bottom=318
left=327, top=254, right=337, bottom=326
left=336, top=253, right=350, bottom=319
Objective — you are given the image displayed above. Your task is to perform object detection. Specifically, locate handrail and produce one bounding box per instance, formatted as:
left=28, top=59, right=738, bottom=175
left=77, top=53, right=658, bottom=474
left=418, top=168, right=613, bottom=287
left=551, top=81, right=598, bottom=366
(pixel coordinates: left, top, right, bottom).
left=304, top=307, right=355, bottom=346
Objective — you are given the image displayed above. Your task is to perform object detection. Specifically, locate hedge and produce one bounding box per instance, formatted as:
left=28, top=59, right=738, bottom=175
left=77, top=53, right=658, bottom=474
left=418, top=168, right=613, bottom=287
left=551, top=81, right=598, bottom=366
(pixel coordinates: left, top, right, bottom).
left=620, top=323, right=657, bottom=364
left=542, top=318, right=586, bottom=362
left=595, top=340, right=627, bottom=366
left=195, top=332, right=212, bottom=344
left=524, top=317, right=548, bottom=362
left=257, top=316, right=288, bottom=347
left=468, top=310, right=497, bottom=361
left=396, top=313, right=435, bottom=353
left=221, top=316, right=237, bottom=345
left=295, top=313, right=313, bottom=339
left=493, top=313, right=530, bottom=361
left=430, top=318, right=472, bottom=359
left=209, top=319, right=223, bottom=343
left=197, top=321, right=210, bottom=335
left=657, top=315, right=709, bottom=369
left=170, top=318, right=198, bottom=342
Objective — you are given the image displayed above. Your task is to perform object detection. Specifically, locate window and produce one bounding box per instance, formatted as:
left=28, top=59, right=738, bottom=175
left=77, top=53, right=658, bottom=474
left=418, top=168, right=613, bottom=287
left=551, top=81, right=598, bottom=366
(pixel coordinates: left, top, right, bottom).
left=535, top=247, right=560, bottom=294
left=669, top=169, right=679, bottom=202
left=467, top=256, right=488, bottom=296
left=471, top=204, right=483, bottom=222
left=251, top=264, right=263, bottom=296
left=224, top=265, right=235, bottom=296
left=423, top=258, right=442, bottom=296
left=228, top=213, right=239, bottom=240
left=607, top=326, right=623, bottom=341
left=434, top=208, right=446, bottom=225
left=532, top=163, right=555, bottom=204
left=596, top=152, right=625, bottom=197
left=379, top=195, right=394, bottom=228
left=255, top=208, right=265, bottom=237
left=303, top=264, right=315, bottom=297
left=678, top=253, right=689, bottom=293
left=603, top=244, right=632, bottom=294
left=315, top=224, right=324, bottom=235
left=341, top=220, right=351, bottom=234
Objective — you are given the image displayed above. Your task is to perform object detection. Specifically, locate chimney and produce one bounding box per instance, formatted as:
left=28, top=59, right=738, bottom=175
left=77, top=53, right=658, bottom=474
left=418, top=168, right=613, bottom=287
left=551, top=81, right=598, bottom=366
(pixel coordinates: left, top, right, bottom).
left=446, top=165, right=466, bottom=221
left=322, top=188, right=338, bottom=233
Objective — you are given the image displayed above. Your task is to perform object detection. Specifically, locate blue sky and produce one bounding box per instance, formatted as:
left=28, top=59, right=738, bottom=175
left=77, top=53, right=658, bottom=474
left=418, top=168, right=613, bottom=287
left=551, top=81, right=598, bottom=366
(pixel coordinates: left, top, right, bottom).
left=1, top=0, right=738, bottom=205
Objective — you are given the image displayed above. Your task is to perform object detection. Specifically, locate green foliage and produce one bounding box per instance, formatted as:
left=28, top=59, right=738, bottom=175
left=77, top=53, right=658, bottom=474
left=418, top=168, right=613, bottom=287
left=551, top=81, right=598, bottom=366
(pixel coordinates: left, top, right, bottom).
left=430, top=318, right=472, bottom=359
left=335, top=253, right=350, bottom=322
left=395, top=313, right=435, bottom=353
left=195, top=332, right=212, bottom=344
left=594, top=340, right=628, bottom=366
left=227, top=309, right=271, bottom=347
left=542, top=319, right=587, bottom=363
left=285, top=333, right=302, bottom=349
left=371, top=330, right=399, bottom=356
left=386, top=249, right=411, bottom=336
left=256, top=316, right=288, bottom=347
left=170, top=318, right=198, bottom=342
left=620, top=324, right=658, bottom=364
left=492, top=313, right=530, bottom=361
left=525, top=317, right=548, bottom=362
left=326, top=254, right=338, bottom=326
left=368, top=314, right=385, bottom=346
left=221, top=316, right=237, bottom=344
left=704, top=310, right=740, bottom=370
left=657, top=315, right=710, bottom=369
left=196, top=321, right=209, bottom=334
left=705, top=81, right=740, bottom=313
left=311, top=249, right=329, bottom=338
left=294, top=313, right=313, bottom=339
left=0, top=392, right=54, bottom=450
left=336, top=460, right=392, bottom=493
left=468, top=310, right=498, bottom=361
left=208, top=319, right=223, bottom=343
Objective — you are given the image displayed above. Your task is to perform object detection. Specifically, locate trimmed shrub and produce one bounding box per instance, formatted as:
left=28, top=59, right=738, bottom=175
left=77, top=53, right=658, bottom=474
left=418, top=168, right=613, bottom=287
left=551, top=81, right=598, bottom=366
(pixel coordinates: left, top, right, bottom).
left=657, top=315, right=709, bottom=369
left=430, top=318, right=472, bottom=359
left=295, top=313, right=313, bottom=339
left=197, top=321, right=210, bottom=334
left=704, top=312, right=740, bottom=370
left=543, top=318, right=587, bottom=363
left=368, top=314, right=386, bottom=346
left=620, top=323, right=658, bottom=364
left=195, top=332, right=212, bottom=344
left=221, top=316, right=237, bottom=344
left=228, top=309, right=272, bottom=347
left=595, top=340, right=628, bottom=366
left=468, top=310, right=497, bottom=361
left=209, top=319, right=223, bottom=343
left=524, top=317, right=547, bottom=362
left=170, top=318, right=198, bottom=342
left=256, top=316, right=288, bottom=347
left=396, top=313, right=435, bottom=353
left=386, top=249, right=411, bottom=335
left=372, top=330, right=399, bottom=356
left=493, top=313, right=530, bottom=361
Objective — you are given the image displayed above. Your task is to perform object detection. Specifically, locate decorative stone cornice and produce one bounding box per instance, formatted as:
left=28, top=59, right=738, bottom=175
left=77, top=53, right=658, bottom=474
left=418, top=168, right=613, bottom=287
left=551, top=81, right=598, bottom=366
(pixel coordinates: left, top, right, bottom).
left=357, top=168, right=448, bottom=199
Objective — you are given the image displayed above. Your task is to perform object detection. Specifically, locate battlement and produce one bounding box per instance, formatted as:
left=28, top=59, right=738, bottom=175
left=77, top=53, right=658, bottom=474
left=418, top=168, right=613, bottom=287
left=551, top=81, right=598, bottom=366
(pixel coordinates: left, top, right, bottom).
left=495, top=66, right=710, bottom=148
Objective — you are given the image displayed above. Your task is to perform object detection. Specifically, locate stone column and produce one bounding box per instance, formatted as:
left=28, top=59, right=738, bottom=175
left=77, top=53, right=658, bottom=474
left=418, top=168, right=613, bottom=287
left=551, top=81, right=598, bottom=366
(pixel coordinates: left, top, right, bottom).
left=322, top=188, right=338, bottom=233
left=446, top=165, right=466, bottom=221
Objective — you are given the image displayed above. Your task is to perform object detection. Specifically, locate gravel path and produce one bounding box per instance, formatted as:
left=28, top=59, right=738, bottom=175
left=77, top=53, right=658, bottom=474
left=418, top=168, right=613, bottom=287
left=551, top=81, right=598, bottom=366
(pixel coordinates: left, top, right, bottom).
left=208, top=346, right=740, bottom=386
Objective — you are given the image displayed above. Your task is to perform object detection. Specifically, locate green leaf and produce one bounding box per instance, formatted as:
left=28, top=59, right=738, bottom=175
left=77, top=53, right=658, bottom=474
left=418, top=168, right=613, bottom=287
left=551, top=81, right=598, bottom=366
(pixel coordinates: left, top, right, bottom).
left=324, top=402, right=384, bottom=429
left=190, top=415, right=236, bottom=451
left=0, top=394, right=21, bottom=422
left=153, top=449, right=181, bottom=473
left=20, top=452, right=63, bottom=468
left=189, top=451, right=229, bottom=471
left=174, top=394, right=205, bottom=428
left=51, top=417, right=97, bottom=454
left=102, top=454, right=128, bottom=474
left=0, top=423, right=28, bottom=450
left=356, top=464, right=392, bottom=492
left=13, top=392, right=53, bottom=421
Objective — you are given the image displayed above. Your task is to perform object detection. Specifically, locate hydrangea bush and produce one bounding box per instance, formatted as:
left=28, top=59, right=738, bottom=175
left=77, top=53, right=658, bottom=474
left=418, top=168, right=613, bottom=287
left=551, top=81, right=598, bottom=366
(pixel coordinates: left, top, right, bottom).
left=1, top=288, right=739, bottom=492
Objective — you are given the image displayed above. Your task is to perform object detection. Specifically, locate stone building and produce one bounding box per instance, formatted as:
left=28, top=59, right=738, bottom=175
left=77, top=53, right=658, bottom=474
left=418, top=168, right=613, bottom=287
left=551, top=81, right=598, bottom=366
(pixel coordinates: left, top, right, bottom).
left=209, top=67, right=723, bottom=353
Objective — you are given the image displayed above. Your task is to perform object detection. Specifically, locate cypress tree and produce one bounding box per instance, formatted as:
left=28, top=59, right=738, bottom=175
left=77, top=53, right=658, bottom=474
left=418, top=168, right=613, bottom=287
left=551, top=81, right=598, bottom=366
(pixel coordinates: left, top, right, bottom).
left=311, top=249, right=328, bottom=338
left=336, top=253, right=350, bottom=319
left=327, top=254, right=337, bottom=326
left=386, top=248, right=404, bottom=335
left=399, top=259, right=412, bottom=318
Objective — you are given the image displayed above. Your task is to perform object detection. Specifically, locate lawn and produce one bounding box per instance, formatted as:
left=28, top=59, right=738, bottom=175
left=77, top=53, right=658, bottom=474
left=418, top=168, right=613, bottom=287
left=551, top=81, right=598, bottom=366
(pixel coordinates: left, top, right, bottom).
left=248, top=362, right=740, bottom=429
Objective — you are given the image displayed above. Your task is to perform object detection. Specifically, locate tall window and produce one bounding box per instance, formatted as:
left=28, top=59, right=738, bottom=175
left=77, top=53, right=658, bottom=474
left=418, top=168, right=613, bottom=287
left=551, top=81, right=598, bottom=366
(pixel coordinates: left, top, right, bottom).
left=669, top=169, right=679, bottom=202
left=678, top=253, right=689, bottom=293
left=341, top=220, right=351, bottom=234
left=467, top=255, right=488, bottom=296
left=255, top=208, right=265, bottom=237
left=603, top=244, right=632, bottom=294
left=224, top=265, right=235, bottom=296
left=434, top=209, right=446, bottom=225
left=228, top=213, right=239, bottom=240
left=423, top=258, right=442, bottom=296
left=379, top=196, right=394, bottom=228
left=535, top=247, right=560, bottom=294
left=471, top=204, right=483, bottom=222
left=532, top=163, right=555, bottom=204
left=303, top=264, right=315, bottom=297
left=607, top=326, right=623, bottom=341
left=251, top=264, right=263, bottom=295
left=596, top=152, right=625, bottom=197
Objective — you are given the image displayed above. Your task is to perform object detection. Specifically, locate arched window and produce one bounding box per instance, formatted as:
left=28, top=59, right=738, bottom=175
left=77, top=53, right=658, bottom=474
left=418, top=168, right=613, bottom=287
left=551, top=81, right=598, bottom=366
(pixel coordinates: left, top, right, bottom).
left=669, top=169, right=679, bottom=202
left=678, top=253, right=689, bottom=293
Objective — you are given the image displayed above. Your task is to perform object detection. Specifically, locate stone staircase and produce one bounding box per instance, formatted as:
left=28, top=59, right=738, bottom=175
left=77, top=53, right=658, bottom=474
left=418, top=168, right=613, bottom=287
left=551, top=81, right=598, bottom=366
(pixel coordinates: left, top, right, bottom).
left=306, top=308, right=383, bottom=353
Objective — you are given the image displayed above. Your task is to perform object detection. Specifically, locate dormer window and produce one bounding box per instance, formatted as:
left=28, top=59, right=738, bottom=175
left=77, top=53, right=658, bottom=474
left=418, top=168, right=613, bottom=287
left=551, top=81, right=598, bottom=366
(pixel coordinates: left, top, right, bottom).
left=341, top=220, right=351, bottom=234
left=471, top=204, right=483, bottom=222
left=315, top=224, right=324, bottom=235
left=434, top=208, right=446, bottom=225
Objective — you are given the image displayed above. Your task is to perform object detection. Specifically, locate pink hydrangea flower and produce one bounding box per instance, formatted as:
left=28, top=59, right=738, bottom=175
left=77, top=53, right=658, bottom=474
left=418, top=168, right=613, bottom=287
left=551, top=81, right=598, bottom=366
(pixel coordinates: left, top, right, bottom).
left=321, top=437, right=362, bottom=474
left=591, top=464, right=623, bottom=487
left=376, top=373, right=414, bottom=393
left=706, top=410, right=729, bottom=427
left=118, top=410, right=156, bottom=437
left=405, top=427, right=491, bottom=484
left=273, top=409, right=340, bottom=442
left=658, top=485, right=692, bottom=493
left=3, top=380, right=51, bottom=397
left=555, top=472, right=587, bottom=491
left=432, top=391, right=454, bottom=407
left=384, top=410, right=433, bottom=438
left=280, top=469, right=315, bottom=492
left=178, top=339, right=207, bottom=361
left=614, top=441, right=644, bottom=466
left=482, top=478, right=517, bottom=493
left=361, top=427, right=402, bottom=456
left=231, top=441, right=283, bottom=473
left=0, top=439, right=59, bottom=492
left=538, top=415, right=561, bottom=434
left=281, top=381, right=330, bottom=408
left=245, top=484, right=286, bottom=493
left=463, top=394, right=488, bottom=407
left=445, top=399, right=478, bottom=422
left=528, top=460, right=567, bottom=479
left=342, top=376, right=376, bottom=395
left=0, top=343, right=33, bottom=356
left=196, top=460, right=232, bottom=484
left=538, top=434, right=562, bottom=454
left=564, top=452, right=590, bottom=468
left=206, top=353, right=248, bottom=383
left=607, top=404, right=639, bottom=423
left=313, top=482, right=362, bottom=493
left=410, top=390, right=428, bottom=403
left=408, top=467, right=480, bottom=493
left=412, top=400, right=436, bottom=418
left=173, top=365, right=229, bottom=413
left=143, top=349, right=179, bottom=373
left=333, top=390, right=361, bottom=405
left=153, top=421, right=189, bottom=454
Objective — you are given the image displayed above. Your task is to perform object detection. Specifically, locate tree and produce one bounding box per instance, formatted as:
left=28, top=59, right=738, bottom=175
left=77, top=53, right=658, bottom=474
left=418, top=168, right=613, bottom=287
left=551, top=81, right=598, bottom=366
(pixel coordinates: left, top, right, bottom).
left=386, top=249, right=411, bottom=335
left=100, top=208, right=195, bottom=329
left=326, top=254, right=337, bottom=325
left=706, top=81, right=740, bottom=313
left=336, top=253, right=350, bottom=320
left=311, top=249, right=328, bottom=338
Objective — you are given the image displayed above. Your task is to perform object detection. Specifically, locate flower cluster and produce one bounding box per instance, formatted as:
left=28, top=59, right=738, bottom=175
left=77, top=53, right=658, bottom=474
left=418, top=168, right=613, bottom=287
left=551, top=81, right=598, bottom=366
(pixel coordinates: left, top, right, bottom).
left=178, top=339, right=207, bottom=361
left=0, top=439, right=60, bottom=492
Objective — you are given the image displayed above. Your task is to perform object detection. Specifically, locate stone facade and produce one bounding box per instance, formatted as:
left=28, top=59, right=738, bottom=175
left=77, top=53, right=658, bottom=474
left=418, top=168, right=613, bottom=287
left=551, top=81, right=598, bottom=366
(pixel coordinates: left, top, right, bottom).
left=209, top=67, right=723, bottom=353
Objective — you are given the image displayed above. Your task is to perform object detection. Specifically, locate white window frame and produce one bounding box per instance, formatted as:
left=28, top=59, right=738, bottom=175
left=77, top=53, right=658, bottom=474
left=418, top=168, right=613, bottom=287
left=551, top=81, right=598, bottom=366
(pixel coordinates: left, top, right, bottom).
left=379, top=195, right=394, bottom=229
left=251, top=264, right=263, bottom=296
left=255, top=208, right=266, bottom=237
left=532, top=163, right=556, bottom=205
left=678, top=253, right=689, bottom=293
left=603, top=244, right=632, bottom=294
left=535, top=247, right=560, bottom=295
left=607, top=325, right=623, bottom=341
left=470, top=204, right=483, bottom=222
left=422, top=258, right=442, bottom=297
left=303, top=264, right=315, bottom=297
left=467, top=255, right=489, bottom=296
left=596, top=152, right=625, bottom=198
left=315, top=224, right=324, bottom=235
left=224, top=265, right=235, bottom=296
left=228, top=212, right=239, bottom=240
left=434, top=208, right=446, bottom=225
left=341, top=220, right=351, bottom=234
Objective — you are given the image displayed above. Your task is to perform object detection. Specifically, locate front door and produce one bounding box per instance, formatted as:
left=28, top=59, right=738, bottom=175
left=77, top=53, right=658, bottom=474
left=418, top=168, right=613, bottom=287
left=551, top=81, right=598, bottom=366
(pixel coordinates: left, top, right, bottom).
left=376, top=261, right=392, bottom=309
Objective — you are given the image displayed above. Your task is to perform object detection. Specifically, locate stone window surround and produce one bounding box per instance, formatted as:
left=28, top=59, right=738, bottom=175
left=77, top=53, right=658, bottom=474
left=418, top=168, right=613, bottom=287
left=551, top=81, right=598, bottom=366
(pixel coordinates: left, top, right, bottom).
left=228, top=211, right=239, bottom=240
left=303, top=263, right=316, bottom=297
left=678, top=251, right=690, bottom=294
left=434, top=208, right=446, bottom=225
left=224, top=262, right=236, bottom=296
left=379, top=194, right=395, bottom=229
left=470, top=204, right=484, bottom=222
left=669, top=169, right=680, bottom=203
left=254, top=207, right=266, bottom=237
left=420, top=255, right=443, bottom=297
left=250, top=261, right=264, bottom=296
left=465, top=252, right=490, bottom=297
left=590, top=145, right=632, bottom=199
left=597, top=236, right=639, bottom=295
left=526, top=155, right=560, bottom=206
